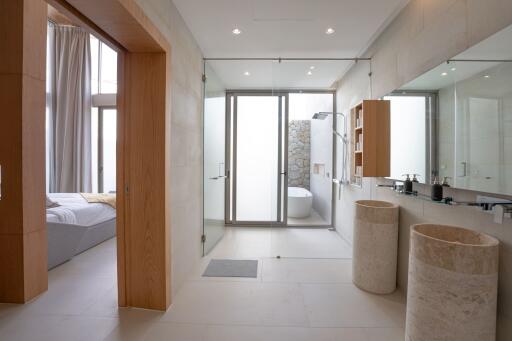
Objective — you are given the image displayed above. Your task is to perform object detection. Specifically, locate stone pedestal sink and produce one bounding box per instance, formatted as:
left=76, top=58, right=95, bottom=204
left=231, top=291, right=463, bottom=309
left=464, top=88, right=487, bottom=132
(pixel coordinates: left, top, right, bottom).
left=353, top=200, right=399, bottom=294
left=405, top=224, right=499, bottom=341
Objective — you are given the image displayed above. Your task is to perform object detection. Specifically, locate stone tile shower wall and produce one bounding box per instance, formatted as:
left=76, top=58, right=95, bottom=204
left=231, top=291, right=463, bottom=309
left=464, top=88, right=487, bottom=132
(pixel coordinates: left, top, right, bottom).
left=288, top=120, right=311, bottom=190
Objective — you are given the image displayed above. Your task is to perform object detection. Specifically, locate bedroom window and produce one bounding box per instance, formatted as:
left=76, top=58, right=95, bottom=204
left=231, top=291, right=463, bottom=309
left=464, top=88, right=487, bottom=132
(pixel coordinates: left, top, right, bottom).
left=91, top=35, right=117, bottom=193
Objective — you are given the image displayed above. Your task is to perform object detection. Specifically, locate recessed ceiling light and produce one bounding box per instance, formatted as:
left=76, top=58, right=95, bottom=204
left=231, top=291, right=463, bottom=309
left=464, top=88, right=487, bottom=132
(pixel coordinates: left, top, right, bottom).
left=244, top=71, right=250, bottom=76
left=310, top=66, right=315, bottom=70
left=484, top=75, right=490, bottom=78
left=232, top=28, right=241, bottom=35
left=441, top=72, right=448, bottom=76
left=307, top=70, right=313, bottom=76
left=451, top=67, right=456, bottom=71
left=325, top=28, right=335, bottom=35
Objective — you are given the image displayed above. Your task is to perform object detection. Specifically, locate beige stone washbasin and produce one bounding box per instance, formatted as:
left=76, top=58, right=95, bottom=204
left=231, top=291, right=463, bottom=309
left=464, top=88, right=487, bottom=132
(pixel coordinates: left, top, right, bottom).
left=356, top=199, right=397, bottom=209
left=406, top=224, right=499, bottom=341
left=414, top=223, right=499, bottom=246
left=353, top=200, right=399, bottom=294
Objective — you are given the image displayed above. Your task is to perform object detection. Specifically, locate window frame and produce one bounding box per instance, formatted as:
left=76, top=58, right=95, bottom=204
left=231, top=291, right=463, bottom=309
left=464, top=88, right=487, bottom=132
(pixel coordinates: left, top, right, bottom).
left=91, top=34, right=117, bottom=193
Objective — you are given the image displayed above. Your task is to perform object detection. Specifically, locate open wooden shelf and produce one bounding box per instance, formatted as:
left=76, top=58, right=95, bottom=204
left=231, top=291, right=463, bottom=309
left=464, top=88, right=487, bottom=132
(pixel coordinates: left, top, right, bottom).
left=350, top=100, right=390, bottom=186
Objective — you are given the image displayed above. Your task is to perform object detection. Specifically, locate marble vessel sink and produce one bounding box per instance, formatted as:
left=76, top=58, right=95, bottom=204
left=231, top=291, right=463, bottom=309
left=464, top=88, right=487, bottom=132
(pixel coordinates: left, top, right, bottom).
left=353, top=200, right=399, bottom=294
left=405, top=224, right=499, bottom=341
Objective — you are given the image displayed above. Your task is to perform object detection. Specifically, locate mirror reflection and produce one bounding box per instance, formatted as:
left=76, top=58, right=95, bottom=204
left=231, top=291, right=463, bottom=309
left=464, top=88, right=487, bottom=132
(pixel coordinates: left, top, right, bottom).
left=387, top=25, right=512, bottom=195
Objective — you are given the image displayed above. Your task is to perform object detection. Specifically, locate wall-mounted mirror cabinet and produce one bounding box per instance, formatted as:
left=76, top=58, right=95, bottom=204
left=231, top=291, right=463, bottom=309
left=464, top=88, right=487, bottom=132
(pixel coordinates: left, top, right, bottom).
left=386, top=24, right=512, bottom=196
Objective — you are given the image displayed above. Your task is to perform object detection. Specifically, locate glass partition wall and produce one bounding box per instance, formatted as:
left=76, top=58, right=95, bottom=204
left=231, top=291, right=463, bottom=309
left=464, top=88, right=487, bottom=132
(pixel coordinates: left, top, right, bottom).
left=203, top=63, right=227, bottom=254
left=203, top=59, right=348, bottom=254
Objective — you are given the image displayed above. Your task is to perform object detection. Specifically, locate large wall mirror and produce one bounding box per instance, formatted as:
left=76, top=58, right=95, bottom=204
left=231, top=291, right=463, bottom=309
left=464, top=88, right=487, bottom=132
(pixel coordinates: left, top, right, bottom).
left=386, top=24, right=512, bottom=196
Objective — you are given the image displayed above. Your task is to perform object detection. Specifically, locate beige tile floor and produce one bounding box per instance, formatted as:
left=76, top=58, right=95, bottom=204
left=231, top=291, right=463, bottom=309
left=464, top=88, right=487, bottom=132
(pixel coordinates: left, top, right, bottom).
left=287, top=209, right=329, bottom=226
left=0, top=228, right=406, bottom=341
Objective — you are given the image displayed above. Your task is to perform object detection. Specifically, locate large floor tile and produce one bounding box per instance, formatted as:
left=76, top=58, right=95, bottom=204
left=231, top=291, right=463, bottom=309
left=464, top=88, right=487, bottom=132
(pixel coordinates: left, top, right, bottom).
left=49, top=239, right=117, bottom=280
left=288, top=209, right=329, bottom=226
left=15, top=275, right=116, bottom=317
left=81, top=285, right=119, bottom=317
left=204, top=325, right=360, bottom=341
left=209, top=228, right=273, bottom=258
left=161, top=281, right=309, bottom=326
left=0, top=315, right=118, bottom=341
left=141, top=323, right=208, bottom=341
left=363, top=327, right=405, bottom=341
left=261, top=258, right=352, bottom=283
left=203, top=325, right=404, bottom=341
left=301, top=283, right=406, bottom=328
left=270, top=228, right=352, bottom=259
left=102, top=311, right=164, bottom=341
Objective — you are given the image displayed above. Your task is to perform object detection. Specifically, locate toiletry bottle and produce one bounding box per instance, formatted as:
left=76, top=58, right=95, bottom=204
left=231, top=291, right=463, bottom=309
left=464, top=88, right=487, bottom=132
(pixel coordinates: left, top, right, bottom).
left=403, top=174, right=413, bottom=194
left=442, top=176, right=451, bottom=187
left=412, top=174, right=420, bottom=183
left=431, top=177, right=443, bottom=202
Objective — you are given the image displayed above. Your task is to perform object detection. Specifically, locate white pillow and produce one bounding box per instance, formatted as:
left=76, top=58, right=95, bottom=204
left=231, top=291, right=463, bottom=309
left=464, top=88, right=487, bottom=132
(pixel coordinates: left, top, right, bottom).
left=46, top=196, right=59, bottom=208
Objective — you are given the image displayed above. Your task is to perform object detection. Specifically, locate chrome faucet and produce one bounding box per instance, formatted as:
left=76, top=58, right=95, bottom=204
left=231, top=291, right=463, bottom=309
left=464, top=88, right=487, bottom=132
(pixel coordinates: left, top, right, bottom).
left=376, top=180, right=404, bottom=192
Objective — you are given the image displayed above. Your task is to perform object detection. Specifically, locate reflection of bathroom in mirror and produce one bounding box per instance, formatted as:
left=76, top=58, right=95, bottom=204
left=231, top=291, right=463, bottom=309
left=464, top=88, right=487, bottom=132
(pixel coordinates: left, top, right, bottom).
left=386, top=24, right=512, bottom=196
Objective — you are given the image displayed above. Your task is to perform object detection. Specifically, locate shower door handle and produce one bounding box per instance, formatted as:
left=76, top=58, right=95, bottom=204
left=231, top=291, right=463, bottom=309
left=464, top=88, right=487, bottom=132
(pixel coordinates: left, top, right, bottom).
left=209, top=176, right=227, bottom=180
left=458, top=162, right=467, bottom=177
left=280, top=171, right=287, bottom=176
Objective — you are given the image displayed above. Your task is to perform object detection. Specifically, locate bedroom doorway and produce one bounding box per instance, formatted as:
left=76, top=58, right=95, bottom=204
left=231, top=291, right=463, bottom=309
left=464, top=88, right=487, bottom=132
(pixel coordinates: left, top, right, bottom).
left=45, top=6, right=119, bottom=299
left=44, top=0, right=172, bottom=310
left=0, top=0, right=171, bottom=309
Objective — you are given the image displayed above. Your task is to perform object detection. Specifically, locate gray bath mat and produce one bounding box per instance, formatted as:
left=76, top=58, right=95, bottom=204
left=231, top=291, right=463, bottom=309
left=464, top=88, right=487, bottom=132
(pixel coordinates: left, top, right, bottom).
left=203, top=259, right=258, bottom=278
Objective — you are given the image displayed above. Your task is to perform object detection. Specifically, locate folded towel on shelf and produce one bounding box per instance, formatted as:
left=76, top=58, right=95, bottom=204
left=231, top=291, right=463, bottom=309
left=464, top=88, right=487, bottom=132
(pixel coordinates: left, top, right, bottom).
left=80, top=193, right=117, bottom=208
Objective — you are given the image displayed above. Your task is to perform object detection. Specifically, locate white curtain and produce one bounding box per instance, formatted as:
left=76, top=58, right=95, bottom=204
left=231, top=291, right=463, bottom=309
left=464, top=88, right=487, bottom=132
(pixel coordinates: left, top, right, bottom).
left=48, top=24, right=92, bottom=193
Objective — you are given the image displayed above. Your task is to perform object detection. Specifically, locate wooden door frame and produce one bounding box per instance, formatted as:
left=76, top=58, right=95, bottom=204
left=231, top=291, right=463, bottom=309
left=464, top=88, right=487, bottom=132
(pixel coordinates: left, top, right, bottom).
left=46, top=0, right=172, bottom=310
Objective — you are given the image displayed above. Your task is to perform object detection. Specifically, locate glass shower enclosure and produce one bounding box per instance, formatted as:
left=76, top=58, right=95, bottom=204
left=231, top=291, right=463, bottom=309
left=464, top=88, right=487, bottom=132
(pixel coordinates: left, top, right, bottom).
left=202, top=58, right=345, bottom=255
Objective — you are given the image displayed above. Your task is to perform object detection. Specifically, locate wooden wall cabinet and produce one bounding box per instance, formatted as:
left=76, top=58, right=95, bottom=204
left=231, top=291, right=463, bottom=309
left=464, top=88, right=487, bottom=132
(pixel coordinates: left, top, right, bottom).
left=350, top=100, right=390, bottom=185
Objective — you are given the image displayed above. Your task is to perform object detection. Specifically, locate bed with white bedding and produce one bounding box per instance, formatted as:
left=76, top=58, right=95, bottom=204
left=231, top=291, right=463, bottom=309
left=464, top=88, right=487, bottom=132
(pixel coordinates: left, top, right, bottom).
left=47, top=193, right=116, bottom=269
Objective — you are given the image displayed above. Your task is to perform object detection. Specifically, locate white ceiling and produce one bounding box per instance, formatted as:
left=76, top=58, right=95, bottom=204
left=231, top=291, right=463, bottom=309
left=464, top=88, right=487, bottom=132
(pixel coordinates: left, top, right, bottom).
left=205, top=59, right=365, bottom=90
left=173, top=0, right=409, bottom=89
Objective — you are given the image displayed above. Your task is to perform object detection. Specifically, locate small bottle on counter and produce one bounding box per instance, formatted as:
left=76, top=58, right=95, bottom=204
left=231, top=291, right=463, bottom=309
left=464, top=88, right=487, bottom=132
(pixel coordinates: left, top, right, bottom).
left=403, top=174, right=413, bottom=194
left=442, top=176, right=451, bottom=187
left=431, top=177, right=443, bottom=201
left=412, top=174, right=420, bottom=183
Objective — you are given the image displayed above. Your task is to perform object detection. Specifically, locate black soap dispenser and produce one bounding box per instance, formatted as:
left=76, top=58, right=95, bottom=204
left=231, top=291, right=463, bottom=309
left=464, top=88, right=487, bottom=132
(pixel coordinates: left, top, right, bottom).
left=412, top=174, right=420, bottom=183
left=431, top=177, right=443, bottom=202
left=442, top=176, right=451, bottom=187
left=403, top=174, right=413, bottom=194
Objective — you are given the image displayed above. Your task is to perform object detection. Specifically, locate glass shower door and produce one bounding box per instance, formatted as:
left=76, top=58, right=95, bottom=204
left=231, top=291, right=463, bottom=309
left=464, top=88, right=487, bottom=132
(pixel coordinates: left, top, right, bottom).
left=231, top=94, right=286, bottom=225
left=203, top=65, right=227, bottom=255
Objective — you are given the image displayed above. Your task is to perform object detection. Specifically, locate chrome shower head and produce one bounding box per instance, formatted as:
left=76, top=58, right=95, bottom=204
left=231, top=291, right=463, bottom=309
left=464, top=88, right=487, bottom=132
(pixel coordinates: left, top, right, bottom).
left=312, top=112, right=329, bottom=120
